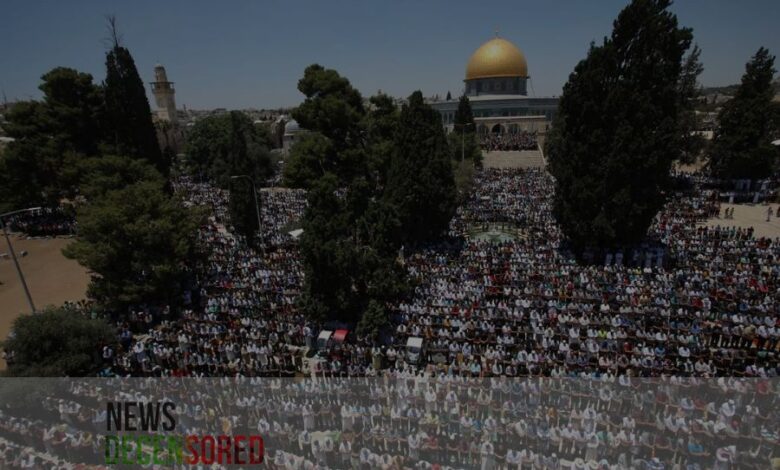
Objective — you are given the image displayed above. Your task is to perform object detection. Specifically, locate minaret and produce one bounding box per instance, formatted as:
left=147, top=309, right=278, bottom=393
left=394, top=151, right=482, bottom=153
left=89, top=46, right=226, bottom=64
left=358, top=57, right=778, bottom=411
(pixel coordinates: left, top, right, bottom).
left=150, top=64, right=177, bottom=125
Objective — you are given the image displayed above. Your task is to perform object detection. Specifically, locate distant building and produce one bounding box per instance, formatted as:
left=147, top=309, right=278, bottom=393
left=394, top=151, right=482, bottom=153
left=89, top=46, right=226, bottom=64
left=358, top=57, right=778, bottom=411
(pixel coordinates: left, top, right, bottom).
left=150, top=64, right=185, bottom=153
left=283, top=118, right=306, bottom=153
left=150, top=64, right=178, bottom=125
left=430, top=35, right=558, bottom=136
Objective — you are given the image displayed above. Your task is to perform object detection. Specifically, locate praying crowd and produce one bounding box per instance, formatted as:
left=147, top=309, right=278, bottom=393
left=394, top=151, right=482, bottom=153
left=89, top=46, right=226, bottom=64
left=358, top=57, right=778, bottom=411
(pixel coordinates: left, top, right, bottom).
left=4, top=207, right=76, bottom=237
left=1, top=166, right=780, bottom=468
left=479, top=132, right=538, bottom=152
left=0, top=376, right=775, bottom=469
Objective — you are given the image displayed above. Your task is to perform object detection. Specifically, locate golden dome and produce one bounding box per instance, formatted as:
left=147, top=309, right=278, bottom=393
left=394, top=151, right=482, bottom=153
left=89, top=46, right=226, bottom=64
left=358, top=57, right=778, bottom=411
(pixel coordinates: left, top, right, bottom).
left=465, top=37, right=528, bottom=80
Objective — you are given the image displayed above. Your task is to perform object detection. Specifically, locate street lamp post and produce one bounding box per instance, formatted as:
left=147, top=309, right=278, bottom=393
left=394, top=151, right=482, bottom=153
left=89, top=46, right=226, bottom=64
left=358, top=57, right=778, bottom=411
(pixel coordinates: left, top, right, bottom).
left=230, top=175, right=262, bottom=240
left=1, top=207, right=41, bottom=313
left=455, top=123, right=475, bottom=162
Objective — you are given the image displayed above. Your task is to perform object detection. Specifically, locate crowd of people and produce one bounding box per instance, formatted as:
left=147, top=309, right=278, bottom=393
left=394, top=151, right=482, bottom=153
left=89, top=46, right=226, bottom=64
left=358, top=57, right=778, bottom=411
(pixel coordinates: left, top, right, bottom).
left=4, top=207, right=76, bottom=237
left=479, top=132, right=538, bottom=152
left=2, top=166, right=780, bottom=468
left=105, top=179, right=309, bottom=377
left=0, top=376, right=775, bottom=469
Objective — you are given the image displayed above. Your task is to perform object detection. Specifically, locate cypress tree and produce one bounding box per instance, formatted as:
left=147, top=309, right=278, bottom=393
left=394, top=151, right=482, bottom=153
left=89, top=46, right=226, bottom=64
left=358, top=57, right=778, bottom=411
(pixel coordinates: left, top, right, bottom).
left=103, top=18, right=166, bottom=175
left=227, top=112, right=260, bottom=244
left=450, top=95, right=482, bottom=166
left=453, top=95, right=475, bottom=134
left=547, top=0, right=698, bottom=253
left=385, top=91, right=457, bottom=244
left=709, top=47, right=779, bottom=180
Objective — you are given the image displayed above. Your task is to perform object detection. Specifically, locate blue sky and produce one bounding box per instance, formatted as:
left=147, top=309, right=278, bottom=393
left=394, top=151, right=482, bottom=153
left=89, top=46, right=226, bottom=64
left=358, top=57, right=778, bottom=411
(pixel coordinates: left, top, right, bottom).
left=2, top=1, right=778, bottom=109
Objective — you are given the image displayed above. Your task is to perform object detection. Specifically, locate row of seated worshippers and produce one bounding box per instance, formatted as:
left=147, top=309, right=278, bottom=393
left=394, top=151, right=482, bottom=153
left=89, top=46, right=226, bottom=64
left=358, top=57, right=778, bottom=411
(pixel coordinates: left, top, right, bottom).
left=0, top=429, right=107, bottom=469
left=4, top=168, right=779, bottom=467
left=1, top=170, right=780, bottom=468
left=6, top=206, right=76, bottom=237
left=80, top=169, right=779, bottom=381
left=0, top=376, right=775, bottom=469
left=390, top=169, right=778, bottom=379
left=102, top=179, right=310, bottom=377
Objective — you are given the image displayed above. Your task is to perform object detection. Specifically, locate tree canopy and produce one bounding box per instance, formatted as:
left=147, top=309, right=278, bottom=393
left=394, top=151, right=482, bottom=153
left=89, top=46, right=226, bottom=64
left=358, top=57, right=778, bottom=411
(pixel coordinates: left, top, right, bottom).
left=0, top=18, right=205, bottom=324
left=62, top=154, right=165, bottom=200
left=449, top=95, right=482, bottom=167
left=39, top=67, right=104, bottom=157
left=385, top=91, right=457, bottom=244
left=547, top=0, right=699, bottom=253
left=284, top=64, right=368, bottom=189
left=2, top=307, right=114, bottom=377
left=0, top=68, right=103, bottom=211
left=185, top=111, right=274, bottom=188
left=709, top=47, right=779, bottom=180
left=286, top=66, right=457, bottom=324
left=0, top=23, right=170, bottom=211
left=229, top=176, right=260, bottom=244
left=453, top=95, right=475, bottom=134
left=286, top=65, right=448, bottom=324
left=63, top=180, right=204, bottom=309
left=286, top=66, right=399, bottom=323
left=104, top=38, right=166, bottom=175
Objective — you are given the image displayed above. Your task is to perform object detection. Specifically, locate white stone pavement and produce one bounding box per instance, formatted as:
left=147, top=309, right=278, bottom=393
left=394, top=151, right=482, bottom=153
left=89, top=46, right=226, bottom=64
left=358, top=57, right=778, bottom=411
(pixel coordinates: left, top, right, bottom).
left=482, top=150, right=545, bottom=169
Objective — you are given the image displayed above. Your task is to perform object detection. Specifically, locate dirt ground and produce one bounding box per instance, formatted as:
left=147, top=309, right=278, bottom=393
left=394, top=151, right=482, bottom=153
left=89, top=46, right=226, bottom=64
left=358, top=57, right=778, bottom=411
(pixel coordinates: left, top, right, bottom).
left=706, top=203, right=780, bottom=239
left=0, top=236, right=89, bottom=370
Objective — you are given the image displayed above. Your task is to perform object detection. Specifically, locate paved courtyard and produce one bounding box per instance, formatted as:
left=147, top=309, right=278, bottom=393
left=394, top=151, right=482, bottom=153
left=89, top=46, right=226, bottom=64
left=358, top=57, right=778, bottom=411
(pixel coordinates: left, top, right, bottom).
left=705, top=203, right=780, bottom=239
left=482, top=150, right=545, bottom=169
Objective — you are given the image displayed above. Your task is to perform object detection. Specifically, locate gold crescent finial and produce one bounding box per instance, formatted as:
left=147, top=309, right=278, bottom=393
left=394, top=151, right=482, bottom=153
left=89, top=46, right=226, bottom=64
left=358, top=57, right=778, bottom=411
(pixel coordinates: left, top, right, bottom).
left=494, top=27, right=499, bottom=38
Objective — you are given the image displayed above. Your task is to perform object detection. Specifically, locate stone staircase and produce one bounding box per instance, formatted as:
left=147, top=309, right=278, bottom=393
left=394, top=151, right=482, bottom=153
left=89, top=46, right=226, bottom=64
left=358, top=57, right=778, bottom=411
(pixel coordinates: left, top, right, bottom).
left=483, top=149, right=545, bottom=169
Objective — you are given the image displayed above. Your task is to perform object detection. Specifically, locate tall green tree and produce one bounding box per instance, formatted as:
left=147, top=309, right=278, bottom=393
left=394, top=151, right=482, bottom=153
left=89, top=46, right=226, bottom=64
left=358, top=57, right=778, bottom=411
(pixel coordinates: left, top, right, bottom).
left=298, top=174, right=362, bottom=322
left=299, top=175, right=405, bottom=323
left=286, top=65, right=406, bottom=324
left=547, top=0, right=699, bottom=252
left=294, top=64, right=365, bottom=152
left=0, top=68, right=103, bottom=210
left=103, top=18, right=166, bottom=175
left=0, top=101, right=53, bottom=211
left=453, top=95, right=475, bottom=132
left=229, top=177, right=259, bottom=244
left=356, top=300, right=389, bottom=343
left=185, top=111, right=273, bottom=187
left=385, top=91, right=457, bottom=244
left=39, top=67, right=104, bottom=157
left=63, top=180, right=204, bottom=309
left=221, top=111, right=266, bottom=243
left=2, top=306, right=115, bottom=377
left=284, top=64, right=368, bottom=189
left=366, top=93, right=400, bottom=187
left=709, top=47, right=779, bottom=179
left=61, top=154, right=164, bottom=200
left=450, top=95, right=482, bottom=166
